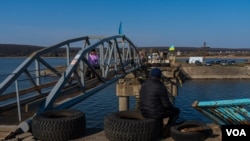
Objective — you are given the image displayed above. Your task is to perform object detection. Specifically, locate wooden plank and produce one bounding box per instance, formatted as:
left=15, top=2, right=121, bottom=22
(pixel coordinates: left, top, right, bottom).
left=0, top=87, right=39, bottom=101
left=24, top=97, right=46, bottom=112
left=0, top=94, right=47, bottom=112
left=0, top=81, right=57, bottom=101
left=0, top=125, right=18, bottom=140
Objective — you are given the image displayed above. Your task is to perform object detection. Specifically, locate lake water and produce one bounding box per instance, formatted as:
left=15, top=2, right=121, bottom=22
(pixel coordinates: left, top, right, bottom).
left=1, top=58, right=250, bottom=128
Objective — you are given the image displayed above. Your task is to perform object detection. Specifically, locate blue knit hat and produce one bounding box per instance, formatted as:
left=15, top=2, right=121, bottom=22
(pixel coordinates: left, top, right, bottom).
left=150, top=68, right=161, bottom=78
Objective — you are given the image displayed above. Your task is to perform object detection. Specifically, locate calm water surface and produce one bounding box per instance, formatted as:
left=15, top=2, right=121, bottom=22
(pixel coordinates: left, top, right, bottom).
left=1, top=58, right=250, bottom=128
left=69, top=79, right=250, bottom=128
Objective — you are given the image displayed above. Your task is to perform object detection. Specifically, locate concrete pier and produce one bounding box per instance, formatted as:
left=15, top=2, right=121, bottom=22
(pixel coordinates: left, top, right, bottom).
left=0, top=123, right=221, bottom=141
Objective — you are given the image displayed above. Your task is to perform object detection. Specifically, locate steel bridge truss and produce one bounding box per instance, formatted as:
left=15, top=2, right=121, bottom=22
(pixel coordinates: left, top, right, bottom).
left=0, top=35, right=142, bottom=117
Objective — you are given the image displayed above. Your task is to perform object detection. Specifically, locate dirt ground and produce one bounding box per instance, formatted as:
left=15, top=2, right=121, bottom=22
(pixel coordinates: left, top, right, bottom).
left=0, top=123, right=222, bottom=141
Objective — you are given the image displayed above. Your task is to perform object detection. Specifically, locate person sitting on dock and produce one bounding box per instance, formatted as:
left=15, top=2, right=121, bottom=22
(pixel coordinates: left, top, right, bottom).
left=87, top=49, right=99, bottom=78
left=139, top=67, right=180, bottom=138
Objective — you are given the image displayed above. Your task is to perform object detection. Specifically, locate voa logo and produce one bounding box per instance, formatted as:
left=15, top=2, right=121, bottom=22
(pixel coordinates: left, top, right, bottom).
left=226, top=129, right=246, bottom=136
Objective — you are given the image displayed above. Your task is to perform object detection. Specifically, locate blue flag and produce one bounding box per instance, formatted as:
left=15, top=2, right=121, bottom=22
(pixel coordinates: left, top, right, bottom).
left=119, top=22, right=123, bottom=35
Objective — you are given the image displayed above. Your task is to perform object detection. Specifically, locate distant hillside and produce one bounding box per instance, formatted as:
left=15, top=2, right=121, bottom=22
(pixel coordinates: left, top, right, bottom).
left=1, top=44, right=250, bottom=57
left=0, top=44, right=45, bottom=57
left=138, top=46, right=250, bottom=52
left=0, top=44, right=81, bottom=57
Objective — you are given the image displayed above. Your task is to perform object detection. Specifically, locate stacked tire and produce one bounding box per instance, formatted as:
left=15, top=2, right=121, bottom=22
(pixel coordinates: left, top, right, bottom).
left=32, top=109, right=86, bottom=141
left=104, top=111, right=161, bottom=141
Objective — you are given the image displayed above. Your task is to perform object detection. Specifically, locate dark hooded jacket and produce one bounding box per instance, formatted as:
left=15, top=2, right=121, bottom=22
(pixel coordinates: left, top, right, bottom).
left=139, top=78, right=174, bottom=119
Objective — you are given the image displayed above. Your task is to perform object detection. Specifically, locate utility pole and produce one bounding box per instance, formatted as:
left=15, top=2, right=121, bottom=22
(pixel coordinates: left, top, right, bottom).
left=203, top=42, right=207, bottom=62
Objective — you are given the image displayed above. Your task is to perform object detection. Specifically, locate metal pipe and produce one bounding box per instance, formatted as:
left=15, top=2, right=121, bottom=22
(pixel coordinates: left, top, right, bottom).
left=15, top=80, right=22, bottom=122
left=35, top=59, right=40, bottom=85
left=66, top=43, right=70, bottom=66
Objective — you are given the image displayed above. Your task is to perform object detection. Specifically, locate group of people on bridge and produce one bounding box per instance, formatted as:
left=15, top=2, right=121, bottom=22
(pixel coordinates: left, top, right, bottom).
left=87, top=49, right=99, bottom=78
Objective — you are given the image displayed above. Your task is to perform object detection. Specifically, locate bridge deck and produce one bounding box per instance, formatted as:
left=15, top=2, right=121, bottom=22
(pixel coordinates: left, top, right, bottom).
left=0, top=76, right=110, bottom=125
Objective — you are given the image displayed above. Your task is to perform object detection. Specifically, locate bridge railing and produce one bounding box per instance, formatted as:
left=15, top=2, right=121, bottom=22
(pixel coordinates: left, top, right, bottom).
left=0, top=35, right=142, bottom=119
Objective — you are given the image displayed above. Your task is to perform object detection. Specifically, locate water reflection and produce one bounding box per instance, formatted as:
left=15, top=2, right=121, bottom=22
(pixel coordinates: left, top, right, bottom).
left=176, top=80, right=250, bottom=123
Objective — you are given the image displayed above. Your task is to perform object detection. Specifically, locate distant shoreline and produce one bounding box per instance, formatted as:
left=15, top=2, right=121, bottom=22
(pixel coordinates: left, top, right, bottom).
left=1, top=56, right=250, bottom=58
left=0, top=57, right=67, bottom=58
left=176, top=55, right=250, bottom=58
left=176, top=56, right=250, bottom=59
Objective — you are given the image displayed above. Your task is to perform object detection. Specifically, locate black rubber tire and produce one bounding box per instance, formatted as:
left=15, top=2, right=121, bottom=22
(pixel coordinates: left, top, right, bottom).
left=32, top=109, right=86, bottom=141
left=104, top=111, right=160, bottom=141
left=170, top=121, right=212, bottom=141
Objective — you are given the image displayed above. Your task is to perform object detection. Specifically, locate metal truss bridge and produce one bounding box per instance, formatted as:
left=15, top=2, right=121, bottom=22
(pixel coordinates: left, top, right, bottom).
left=0, top=35, right=142, bottom=124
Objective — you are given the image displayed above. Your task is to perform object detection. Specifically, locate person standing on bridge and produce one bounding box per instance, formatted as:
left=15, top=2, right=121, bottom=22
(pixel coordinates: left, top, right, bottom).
left=139, top=67, right=180, bottom=138
left=87, top=49, right=99, bottom=78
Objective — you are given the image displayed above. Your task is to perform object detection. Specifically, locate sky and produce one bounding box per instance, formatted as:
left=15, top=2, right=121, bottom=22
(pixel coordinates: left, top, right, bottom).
left=0, top=0, right=250, bottom=48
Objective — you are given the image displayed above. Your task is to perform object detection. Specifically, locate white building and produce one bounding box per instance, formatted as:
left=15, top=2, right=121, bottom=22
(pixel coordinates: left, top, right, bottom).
left=188, top=57, right=203, bottom=64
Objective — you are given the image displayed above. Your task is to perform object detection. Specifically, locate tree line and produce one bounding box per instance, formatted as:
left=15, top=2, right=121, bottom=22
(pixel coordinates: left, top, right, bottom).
left=0, top=44, right=81, bottom=57
left=1, top=44, right=250, bottom=57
